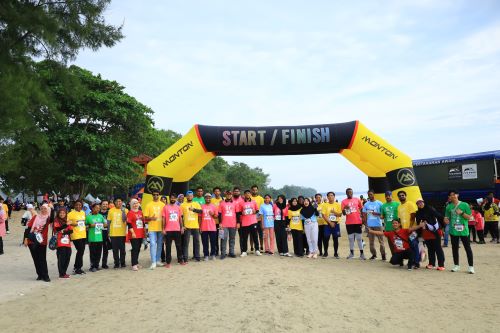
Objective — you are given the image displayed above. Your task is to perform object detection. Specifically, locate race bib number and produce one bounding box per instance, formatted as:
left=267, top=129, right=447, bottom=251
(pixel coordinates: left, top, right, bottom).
left=35, top=232, right=43, bottom=243
left=169, top=213, right=178, bottom=221
left=95, top=223, right=103, bottom=234
left=61, top=235, right=70, bottom=245
left=329, top=214, right=337, bottom=222
left=77, top=220, right=85, bottom=230
left=136, top=219, right=143, bottom=229
left=244, top=208, right=253, bottom=215
left=454, top=223, right=464, bottom=232
left=394, top=238, right=404, bottom=250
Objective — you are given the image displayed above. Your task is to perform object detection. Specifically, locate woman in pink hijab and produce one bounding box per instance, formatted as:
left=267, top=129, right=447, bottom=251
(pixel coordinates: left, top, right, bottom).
left=0, top=203, right=6, bottom=255
left=24, top=204, right=52, bottom=282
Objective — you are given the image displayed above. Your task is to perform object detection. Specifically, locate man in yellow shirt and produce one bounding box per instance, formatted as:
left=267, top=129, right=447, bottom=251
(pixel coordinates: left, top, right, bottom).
left=144, top=190, right=165, bottom=269
left=107, top=198, right=128, bottom=269
left=321, top=192, right=342, bottom=258
left=180, top=191, right=202, bottom=262
left=251, top=185, right=265, bottom=251
left=67, top=200, right=87, bottom=274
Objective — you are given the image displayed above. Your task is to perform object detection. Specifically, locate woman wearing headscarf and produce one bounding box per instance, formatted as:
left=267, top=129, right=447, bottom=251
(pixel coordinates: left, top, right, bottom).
left=287, top=198, right=304, bottom=257
left=24, top=204, right=51, bottom=282
left=301, top=198, right=320, bottom=259
left=273, top=195, right=291, bottom=257
left=416, top=198, right=445, bottom=270
left=53, top=207, right=73, bottom=278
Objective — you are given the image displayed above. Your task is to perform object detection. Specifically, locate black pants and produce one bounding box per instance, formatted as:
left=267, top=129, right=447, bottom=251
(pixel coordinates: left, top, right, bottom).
left=89, top=242, right=103, bottom=269
left=317, top=225, right=325, bottom=254
left=469, top=225, right=477, bottom=242
left=477, top=229, right=485, bottom=242
left=73, top=238, right=86, bottom=271
left=291, top=230, right=304, bottom=256
left=274, top=220, right=289, bottom=254
left=324, top=233, right=339, bottom=256
left=0, top=236, right=3, bottom=254
left=241, top=224, right=260, bottom=253
left=102, top=229, right=110, bottom=266
left=201, top=231, right=218, bottom=257
left=57, top=247, right=71, bottom=276
left=130, top=238, right=142, bottom=266
left=390, top=249, right=413, bottom=269
left=165, top=231, right=183, bottom=264
left=451, top=235, right=473, bottom=266
left=484, top=221, right=499, bottom=240
left=425, top=237, right=445, bottom=267
left=29, top=244, right=49, bottom=279
left=111, top=236, right=126, bottom=266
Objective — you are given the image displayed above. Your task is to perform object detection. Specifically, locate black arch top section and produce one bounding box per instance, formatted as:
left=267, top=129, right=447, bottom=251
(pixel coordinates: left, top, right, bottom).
left=197, top=121, right=357, bottom=156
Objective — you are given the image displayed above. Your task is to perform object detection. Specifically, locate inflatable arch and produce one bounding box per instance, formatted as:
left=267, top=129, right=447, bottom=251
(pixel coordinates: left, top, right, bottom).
left=142, top=121, right=421, bottom=206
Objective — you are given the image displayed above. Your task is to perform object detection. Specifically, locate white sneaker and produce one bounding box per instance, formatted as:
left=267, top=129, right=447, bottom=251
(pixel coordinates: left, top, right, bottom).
left=149, top=263, right=156, bottom=270
left=468, top=266, right=475, bottom=274
left=255, top=250, right=262, bottom=256
left=156, top=262, right=164, bottom=267
left=240, top=252, right=247, bottom=257
left=451, top=265, right=460, bottom=272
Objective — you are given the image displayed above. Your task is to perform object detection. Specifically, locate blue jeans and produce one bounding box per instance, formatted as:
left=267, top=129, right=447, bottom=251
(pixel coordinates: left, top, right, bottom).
left=443, top=225, right=449, bottom=246
left=149, top=231, right=163, bottom=263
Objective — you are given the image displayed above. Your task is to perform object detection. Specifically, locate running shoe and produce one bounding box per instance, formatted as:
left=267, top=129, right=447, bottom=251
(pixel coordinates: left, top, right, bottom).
left=451, top=265, right=460, bottom=272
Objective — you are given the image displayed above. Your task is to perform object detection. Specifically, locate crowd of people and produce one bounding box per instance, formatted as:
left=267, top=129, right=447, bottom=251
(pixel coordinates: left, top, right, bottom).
left=1, top=186, right=498, bottom=282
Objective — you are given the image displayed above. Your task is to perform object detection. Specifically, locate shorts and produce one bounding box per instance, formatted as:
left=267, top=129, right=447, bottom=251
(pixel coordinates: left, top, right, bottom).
left=324, top=224, right=341, bottom=238
left=346, top=224, right=362, bottom=234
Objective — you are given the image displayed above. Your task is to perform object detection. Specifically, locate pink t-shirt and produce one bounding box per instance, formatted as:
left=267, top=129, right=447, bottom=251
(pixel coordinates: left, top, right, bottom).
left=200, top=204, right=217, bottom=231
left=219, top=200, right=237, bottom=228
left=239, top=200, right=258, bottom=227
left=163, top=205, right=182, bottom=232
left=341, top=198, right=363, bottom=225
left=232, top=196, right=244, bottom=212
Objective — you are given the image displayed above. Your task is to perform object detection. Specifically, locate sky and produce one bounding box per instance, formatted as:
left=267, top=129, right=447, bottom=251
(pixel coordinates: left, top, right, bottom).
left=74, top=0, right=500, bottom=193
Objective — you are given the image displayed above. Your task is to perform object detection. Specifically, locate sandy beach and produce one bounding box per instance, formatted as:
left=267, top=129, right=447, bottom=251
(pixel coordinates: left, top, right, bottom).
left=1, top=210, right=499, bottom=333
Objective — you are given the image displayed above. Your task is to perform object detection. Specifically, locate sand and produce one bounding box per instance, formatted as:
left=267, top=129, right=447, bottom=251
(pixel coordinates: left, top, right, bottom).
left=1, top=210, right=499, bottom=333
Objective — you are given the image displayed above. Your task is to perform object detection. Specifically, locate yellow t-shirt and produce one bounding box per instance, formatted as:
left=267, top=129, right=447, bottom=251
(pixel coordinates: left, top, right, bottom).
left=288, top=209, right=303, bottom=231
left=397, top=201, right=417, bottom=229
left=321, top=202, right=342, bottom=224
left=251, top=195, right=264, bottom=209
left=144, top=201, right=165, bottom=232
left=180, top=201, right=202, bottom=229
left=107, top=207, right=128, bottom=237
left=67, top=210, right=87, bottom=240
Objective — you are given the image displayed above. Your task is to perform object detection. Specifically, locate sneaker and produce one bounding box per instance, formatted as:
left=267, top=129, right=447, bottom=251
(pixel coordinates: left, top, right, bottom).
left=468, top=266, right=475, bottom=274
left=255, top=250, right=262, bottom=256
left=204, top=256, right=209, bottom=261
left=165, top=264, right=171, bottom=268
left=451, top=265, right=460, bottom=272
left=437, top=266, right=445, bottom=271
left=359, top=253, right=366, bottom=260
left=240, top=252, right=248, bottom=257
left=346, top=253, right=354, bottom=259
left=149, top=263, right=156, bottom=270
left=426, top=264, right=434, bottom=269
left=156, top=262, right=164, bottom=267
left=369, top=255, right=377, bottom=260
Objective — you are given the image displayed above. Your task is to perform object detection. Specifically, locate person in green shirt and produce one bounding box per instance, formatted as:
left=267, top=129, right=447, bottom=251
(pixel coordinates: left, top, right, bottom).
left=380, top=191, right=399, bottom=255
left=86, top=203, right=107, bottom=272
left=444, top=190, right=474, bottom=274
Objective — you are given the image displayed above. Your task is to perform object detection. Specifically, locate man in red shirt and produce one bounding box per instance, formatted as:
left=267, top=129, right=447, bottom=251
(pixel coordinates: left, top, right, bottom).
left=369, top=220, right=425, bottom=270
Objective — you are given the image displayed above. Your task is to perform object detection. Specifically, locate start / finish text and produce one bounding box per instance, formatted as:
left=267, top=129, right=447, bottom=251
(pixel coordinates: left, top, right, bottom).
left=222, top=127, right=331, bottom=147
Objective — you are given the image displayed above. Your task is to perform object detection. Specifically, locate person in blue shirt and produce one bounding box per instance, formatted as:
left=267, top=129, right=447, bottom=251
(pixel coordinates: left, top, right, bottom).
left=362, top=190, right=386, bottom=261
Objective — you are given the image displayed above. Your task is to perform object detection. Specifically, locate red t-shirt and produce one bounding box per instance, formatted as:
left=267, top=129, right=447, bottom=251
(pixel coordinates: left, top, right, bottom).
left=163, top=205, right=182, bottom=232
left=341, top=198, right=363, bottom=225
left=239, top=200, right=258, bottom=227
left=54, top=219, right=72, bottom=248
left=200, top=204, right=217, bottom=231
left=127, top=210, right=145, bottom=239
left=384, top=229, right=411, bottom=253
left=219, top=200, right=237, bottom=228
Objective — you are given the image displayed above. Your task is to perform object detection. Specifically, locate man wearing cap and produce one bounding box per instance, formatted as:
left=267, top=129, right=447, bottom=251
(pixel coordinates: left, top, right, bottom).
left=380, top=191, right=399, bottom=255
left=180, top=191, right=202, bottom=262
left=362, top=190, right=386, bottom=261
left=144, top=190, right=165, bottom=269
left=218, top=190, right=238, bottom=259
